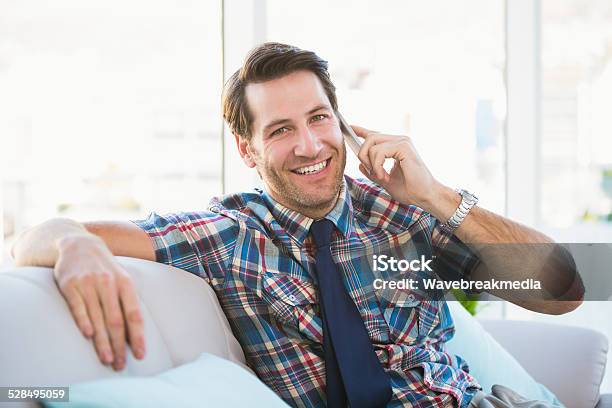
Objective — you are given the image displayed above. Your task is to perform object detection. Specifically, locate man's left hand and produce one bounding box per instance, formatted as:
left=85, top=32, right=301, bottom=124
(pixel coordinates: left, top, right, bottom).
left=352, top=125, right=442, bottom=210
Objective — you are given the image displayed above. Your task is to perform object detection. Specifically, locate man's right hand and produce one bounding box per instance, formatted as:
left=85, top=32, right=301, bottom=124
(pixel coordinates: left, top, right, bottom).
left=54, top=234, right=146, bottom=371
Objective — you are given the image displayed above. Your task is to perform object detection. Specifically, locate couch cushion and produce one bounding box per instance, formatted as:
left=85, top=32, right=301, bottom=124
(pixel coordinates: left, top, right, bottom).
left=43, top=353, right=287, bottom=408
left=446, top=301, right=563, bottom=406
left=480, top=318, right=608, bottom=408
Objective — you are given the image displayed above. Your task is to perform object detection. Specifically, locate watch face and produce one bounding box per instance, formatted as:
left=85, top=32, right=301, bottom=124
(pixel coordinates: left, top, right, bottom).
left=460, top=189, right=478, bottom=203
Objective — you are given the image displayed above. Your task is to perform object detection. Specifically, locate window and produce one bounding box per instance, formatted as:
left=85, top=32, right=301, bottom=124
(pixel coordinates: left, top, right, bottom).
left=540, top=0, right=612, bottom=229
left=504, top=0, right=612, bottom=392
left=1, top=0, right=223, bottom=261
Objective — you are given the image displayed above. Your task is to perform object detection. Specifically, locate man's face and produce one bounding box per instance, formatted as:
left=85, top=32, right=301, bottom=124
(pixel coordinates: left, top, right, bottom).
left=241, top=70, right=346, bottom=215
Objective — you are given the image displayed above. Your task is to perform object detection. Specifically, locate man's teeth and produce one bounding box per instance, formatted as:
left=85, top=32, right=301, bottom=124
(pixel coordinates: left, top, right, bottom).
left=295, top=160, right=328, bottom=175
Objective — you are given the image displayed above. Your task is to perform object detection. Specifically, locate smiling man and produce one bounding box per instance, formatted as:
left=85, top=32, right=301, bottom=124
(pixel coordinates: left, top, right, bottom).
left=13, top=43, right=582, bottom=408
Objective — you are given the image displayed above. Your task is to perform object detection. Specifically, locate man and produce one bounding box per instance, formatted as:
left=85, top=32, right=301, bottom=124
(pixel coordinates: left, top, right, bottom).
left=13, top=43, right=583, bottom=407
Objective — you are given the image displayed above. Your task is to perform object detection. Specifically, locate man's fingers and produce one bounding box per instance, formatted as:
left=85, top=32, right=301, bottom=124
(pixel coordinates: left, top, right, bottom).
left=81, top=282, right=114, bottom=366
left=356, top=131, right=399, bottom=172
left=350, top=124, right=377, bottom=139
left=61, top=283, right=94, bottom=338
left=359, top=163, right=376, bottom=182
left=118, top=275, right=146, bottom=360
left=357, top=131, right=378, bottom=171
left=368, top=144, right=393, bottom=181
left=97, top=274, right=127, bottom=371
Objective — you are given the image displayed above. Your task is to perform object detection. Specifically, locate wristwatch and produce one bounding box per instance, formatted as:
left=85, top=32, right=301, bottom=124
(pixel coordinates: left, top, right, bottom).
left=440, top=189, right=478, bottom=234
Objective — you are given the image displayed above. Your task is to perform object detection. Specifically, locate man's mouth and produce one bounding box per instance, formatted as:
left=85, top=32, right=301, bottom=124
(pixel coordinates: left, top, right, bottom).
left=292, top=158, right=330, bottom=175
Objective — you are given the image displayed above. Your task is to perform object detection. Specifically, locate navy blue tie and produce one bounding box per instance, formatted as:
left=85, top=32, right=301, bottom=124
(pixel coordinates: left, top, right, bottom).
left=310, top=219, right=392, bottom=408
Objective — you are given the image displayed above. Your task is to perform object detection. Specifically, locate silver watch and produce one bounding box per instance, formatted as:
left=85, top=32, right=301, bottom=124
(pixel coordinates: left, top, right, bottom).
left=440, top=189, right=478, bottom=234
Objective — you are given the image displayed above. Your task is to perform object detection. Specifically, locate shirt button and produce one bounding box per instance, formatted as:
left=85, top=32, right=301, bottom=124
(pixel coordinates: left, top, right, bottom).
left=288, top=294, right=297, bottom=303
left=407, top=294, right=416, bottom=302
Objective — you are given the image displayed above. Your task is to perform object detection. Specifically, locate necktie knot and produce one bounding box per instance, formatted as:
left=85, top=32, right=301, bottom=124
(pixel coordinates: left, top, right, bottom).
left=310, top=219, right=334, bottom=249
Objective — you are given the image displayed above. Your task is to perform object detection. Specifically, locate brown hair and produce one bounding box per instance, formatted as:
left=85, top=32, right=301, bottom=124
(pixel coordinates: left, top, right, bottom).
left=222, top=42, right=338, bottom=139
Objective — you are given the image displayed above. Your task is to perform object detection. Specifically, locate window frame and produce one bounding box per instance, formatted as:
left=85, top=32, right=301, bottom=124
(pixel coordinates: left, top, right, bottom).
left=505, top=0, right=542, bottom=228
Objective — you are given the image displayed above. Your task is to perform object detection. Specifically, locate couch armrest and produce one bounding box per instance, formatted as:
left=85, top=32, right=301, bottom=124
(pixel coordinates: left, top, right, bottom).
left=0, top=257, right=247, bottom=389
left=481, top=319, right=608, bottom=408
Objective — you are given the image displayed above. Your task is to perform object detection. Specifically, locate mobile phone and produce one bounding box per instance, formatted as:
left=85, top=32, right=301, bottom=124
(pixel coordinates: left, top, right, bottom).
left=337, top=111, right=362, bottom=156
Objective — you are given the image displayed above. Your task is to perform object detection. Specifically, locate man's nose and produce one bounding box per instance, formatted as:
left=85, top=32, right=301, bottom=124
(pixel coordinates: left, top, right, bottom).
left=294, top=126, right=323, bottom=158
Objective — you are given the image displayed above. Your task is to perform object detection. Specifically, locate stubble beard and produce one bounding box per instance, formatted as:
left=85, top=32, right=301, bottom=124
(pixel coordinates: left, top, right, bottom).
left=255, top=144, right=347, bottom=214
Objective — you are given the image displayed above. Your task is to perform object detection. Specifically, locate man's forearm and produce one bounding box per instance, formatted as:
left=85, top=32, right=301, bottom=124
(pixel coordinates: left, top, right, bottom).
left=11, top=218, right=94, bottom=267
left=425, top=184, right=584, bottom=312
left=425, top=184, right=551, bottom=245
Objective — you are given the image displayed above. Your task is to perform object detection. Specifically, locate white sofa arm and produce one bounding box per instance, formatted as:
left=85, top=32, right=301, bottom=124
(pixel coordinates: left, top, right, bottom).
left=0, top=257, right=247, bottom=390
left=480, top=319, right=609, bottom=408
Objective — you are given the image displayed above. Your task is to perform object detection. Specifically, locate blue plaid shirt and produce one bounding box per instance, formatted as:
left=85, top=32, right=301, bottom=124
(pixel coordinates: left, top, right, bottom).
left=133, top=175, right=481, bottom=407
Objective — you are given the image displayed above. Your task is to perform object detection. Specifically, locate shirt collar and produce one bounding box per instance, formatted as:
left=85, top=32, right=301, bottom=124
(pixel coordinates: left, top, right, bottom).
left=260, top=176, right=354, bottom=246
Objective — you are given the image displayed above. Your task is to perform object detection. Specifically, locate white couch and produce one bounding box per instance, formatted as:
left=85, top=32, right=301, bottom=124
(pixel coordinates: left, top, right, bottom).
left=0, top=257, right=610, bottom=407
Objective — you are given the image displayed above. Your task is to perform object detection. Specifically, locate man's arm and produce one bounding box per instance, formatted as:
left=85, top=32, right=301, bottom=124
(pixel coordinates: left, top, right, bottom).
left=11, top=218, right=155, bottom=371
left=424, top=186, right=584, bottom=314
left=12, top=218, right=155, bottom=266
left=350, top=123, right=584, bottom=314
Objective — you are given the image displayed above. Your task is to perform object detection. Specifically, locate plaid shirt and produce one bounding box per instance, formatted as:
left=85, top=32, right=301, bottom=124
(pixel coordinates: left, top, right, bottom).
left=133, top=176, right=481, bottom=407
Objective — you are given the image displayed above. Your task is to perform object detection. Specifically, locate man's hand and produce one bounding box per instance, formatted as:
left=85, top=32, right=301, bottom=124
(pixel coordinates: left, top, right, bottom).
left=54, top=234, right=146, bottom=371
left=352, top=125, right=442, bottom=210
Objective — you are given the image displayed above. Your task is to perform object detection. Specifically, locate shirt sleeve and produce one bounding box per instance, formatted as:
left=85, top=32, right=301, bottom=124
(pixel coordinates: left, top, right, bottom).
left=131, top=211, right=238, bottom=282
left=430, top=216, right=482, bottom=293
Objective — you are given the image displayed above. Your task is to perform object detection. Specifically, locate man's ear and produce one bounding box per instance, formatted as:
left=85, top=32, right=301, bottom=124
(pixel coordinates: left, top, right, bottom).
left=234, top=133, right=256, bottom=168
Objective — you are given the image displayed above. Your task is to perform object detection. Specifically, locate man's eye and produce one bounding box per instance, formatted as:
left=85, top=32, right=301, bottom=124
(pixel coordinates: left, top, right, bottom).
left=311, top=114, right=327, bottom=122
left=271, top=127, right=289, bottom=137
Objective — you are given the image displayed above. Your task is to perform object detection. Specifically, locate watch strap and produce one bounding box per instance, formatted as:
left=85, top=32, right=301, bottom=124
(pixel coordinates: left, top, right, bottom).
left=440, top=189, right=478, bottom=234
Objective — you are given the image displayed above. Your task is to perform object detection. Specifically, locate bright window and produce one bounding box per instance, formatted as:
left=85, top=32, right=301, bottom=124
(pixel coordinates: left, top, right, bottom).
left=540, top=0, right=612, bottom=228
left=1, top=0, right=223, bottom=261
left=505, top=0, right=612, bottom=393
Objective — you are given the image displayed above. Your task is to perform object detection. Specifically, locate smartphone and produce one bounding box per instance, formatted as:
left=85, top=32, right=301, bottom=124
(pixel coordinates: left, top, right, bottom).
left=337, top=111, right=362, bottom=156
